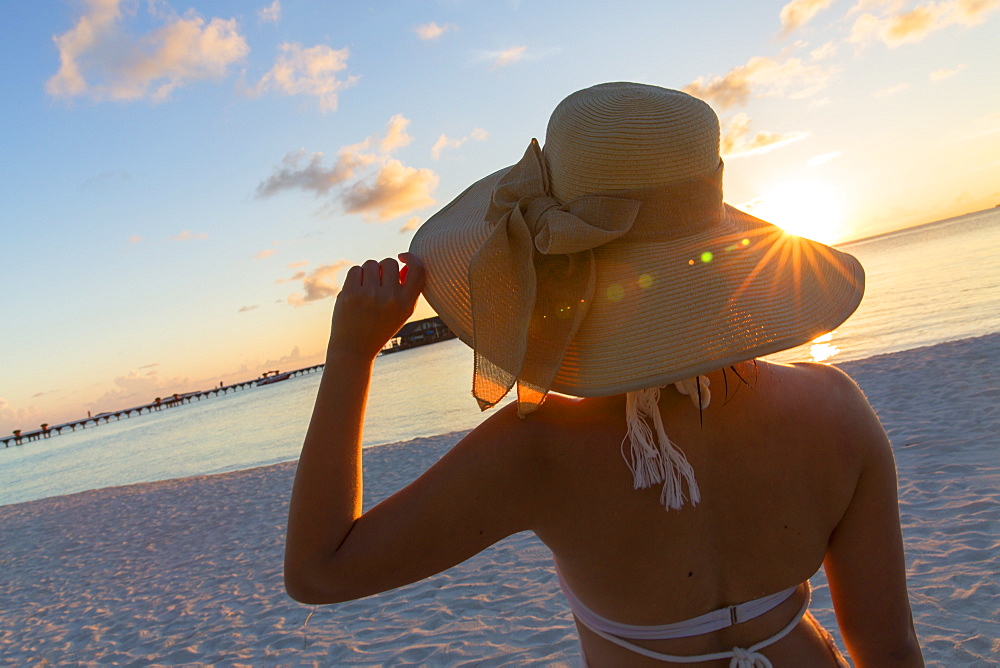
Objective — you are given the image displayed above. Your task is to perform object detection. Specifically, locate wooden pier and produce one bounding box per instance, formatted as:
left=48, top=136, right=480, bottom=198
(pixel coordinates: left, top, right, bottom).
left=2, top=364, right=324, bottom=448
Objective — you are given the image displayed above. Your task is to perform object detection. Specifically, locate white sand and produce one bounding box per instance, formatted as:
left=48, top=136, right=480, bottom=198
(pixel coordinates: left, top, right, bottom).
left=1, top=334, right=997, bottom=666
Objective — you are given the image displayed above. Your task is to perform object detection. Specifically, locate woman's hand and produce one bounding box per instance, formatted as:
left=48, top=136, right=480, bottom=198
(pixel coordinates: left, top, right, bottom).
left=286, top=252, right=426, bottom=604
left=286, top=248, right=538, bottom=606
left=328, top=253, right=425, bottom=361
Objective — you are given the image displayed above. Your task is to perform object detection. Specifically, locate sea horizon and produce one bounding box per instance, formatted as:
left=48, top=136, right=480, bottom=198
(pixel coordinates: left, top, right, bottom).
left=2, top=208, right=998, bottom=508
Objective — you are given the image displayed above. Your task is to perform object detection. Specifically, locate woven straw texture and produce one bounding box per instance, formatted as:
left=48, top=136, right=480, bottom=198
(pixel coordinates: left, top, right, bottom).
left=409, top=83, right=864, bottom=402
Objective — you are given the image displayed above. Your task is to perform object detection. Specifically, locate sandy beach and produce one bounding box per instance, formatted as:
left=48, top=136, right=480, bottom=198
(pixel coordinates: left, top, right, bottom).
left=1, top=334, right=998, bottom=666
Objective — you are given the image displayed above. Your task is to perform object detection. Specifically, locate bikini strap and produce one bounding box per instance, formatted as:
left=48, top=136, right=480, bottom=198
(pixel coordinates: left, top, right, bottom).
left=557, top=566, right=797, bottom=640
left=580, top=586, right=810, bottom=668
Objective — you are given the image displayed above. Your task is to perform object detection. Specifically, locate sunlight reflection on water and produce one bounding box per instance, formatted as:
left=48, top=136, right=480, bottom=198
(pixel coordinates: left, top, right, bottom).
left=766, top=208, right=1000, bottom=366
left=2, top=209, right=997, bottom=506
left=808, top=333, right=840, bottom=363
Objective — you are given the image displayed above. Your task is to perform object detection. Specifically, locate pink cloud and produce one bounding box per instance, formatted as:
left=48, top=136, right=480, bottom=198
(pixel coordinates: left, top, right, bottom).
left=254, top=42, right=358, bottom=112
left=258, top=115, right=439, bottom=222
left=684, top=55, right=833, bottom=109
left=47, top=0, right=248, bottom=102
left=287, top=261, right=351, bottom=307
left=779, top=0, right=838, bottom=37
left=414, top=22, right=457, bottom=40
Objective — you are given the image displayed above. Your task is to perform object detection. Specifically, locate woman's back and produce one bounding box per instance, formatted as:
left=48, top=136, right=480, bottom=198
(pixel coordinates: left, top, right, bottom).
left=511, top=360, right=894, bottom=665
left=284, top=82, right=922, bottom=667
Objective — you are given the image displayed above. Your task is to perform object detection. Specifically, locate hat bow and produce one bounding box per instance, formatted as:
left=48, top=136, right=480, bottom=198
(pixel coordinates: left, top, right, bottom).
left=469, top=139, right=641, bottom=415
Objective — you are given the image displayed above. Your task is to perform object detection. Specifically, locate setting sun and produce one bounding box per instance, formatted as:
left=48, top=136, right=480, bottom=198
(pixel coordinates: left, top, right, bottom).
left=741, top=180, right=844, bottom=244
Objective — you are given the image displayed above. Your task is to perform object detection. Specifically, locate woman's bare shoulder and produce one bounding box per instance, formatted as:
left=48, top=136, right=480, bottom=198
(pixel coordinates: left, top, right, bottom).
left=756, top=360, right=888, bottom=456
left=757, top=359, right=871, bottom=409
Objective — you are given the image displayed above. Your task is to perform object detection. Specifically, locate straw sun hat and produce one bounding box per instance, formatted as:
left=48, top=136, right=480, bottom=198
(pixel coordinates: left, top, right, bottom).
left=410, top=82, right=864, bottom=417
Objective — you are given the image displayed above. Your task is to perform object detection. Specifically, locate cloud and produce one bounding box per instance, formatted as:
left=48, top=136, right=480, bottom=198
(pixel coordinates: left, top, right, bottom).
left=810, top=41, right=838, bottom=60
left=414, top=22, right=457, bottom=40
left=0, top=397, right=42, bottom=434
left=258, top=0, right=281, bottom=23
left=883, top=4, right=950, bottom=44
left=490, top=45, right=528, bottom=69
left=258, top=115, right=439, bottom=221
left=255, top=248, right=277, bottom=260
left=138, top=363, right=160, bottom=369
left=276, top=270, right=306, bottom=284
left=430, top=126, right=488, bottom=159
left=128, top=234, right=144, bottom=243
left=849, top=0, right=999, bottom=47
left=254, top=42, right=357, bottom=112
left=238, top=304, right=259, bottom=312
left=342, top=159, right=439, bottom=221
left=401, top=217, right=422, bottom=233
left=257, top=148, right=375, bottom=197
left=171, top=230, right=208, bottom=241
left=380, top=114, right=413, bottom=152
left=474, top=46, right=559, bottom=70
left=430, top=135, right=464, bottom=159
left=849, top=12, right=885, bottom=42
left=847, top=0, right=910, bottom=15
left=47, top=0, right=248, bottom=102
left=86, top=368, right=193, bottom=414
left=256, top=117, right=410, bottom=198
left=929, top=63, right=966, bottom=80
left=684, top=56, right=833, bottom=109
left=954, top=0, right=1000, bottom=24
left=288, top=260, right=309, bottom=268
left=215, top=346, right=314, bottom=385
left=779, top=0, right=838, bottom=36
left=267, top=345, right=303, bottom=367
left=183, top=345, right=324, bottom=393
left=807, top=151, right=843, bottom=166
left=720, top=113, right=810, bottom=158
left=873, top=81, right=910, bottom=97
left=287, top=261, right=350, bottom=307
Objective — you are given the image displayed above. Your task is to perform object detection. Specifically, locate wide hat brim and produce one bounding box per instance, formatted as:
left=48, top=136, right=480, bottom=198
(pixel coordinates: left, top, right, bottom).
left=410, top=167, right=864, bottom=398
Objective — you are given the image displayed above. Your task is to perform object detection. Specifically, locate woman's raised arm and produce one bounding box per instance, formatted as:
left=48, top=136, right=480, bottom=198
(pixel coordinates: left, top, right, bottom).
left=283, top=254, right=542, bottom=605
left=284, top=255, right=425, bottom=603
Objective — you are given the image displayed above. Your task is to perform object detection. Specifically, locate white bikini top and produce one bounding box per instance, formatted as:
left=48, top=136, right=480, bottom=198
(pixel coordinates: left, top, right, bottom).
left=556, top=565, right=809, bottom=667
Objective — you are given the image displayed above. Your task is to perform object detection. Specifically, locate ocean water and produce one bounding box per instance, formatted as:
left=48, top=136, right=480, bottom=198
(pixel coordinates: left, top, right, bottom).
left=2, top=208, right=998, bottom=507
left=768, top=207, right=1000, bottom=365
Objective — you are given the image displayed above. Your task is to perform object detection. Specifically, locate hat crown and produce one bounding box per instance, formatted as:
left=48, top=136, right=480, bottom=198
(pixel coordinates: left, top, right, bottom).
left=544, top=83, right=721, bottom=203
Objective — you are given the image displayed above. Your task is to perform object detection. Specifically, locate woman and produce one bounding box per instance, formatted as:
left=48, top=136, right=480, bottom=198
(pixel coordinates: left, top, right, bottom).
left=285, top=83, right=923, bottom=666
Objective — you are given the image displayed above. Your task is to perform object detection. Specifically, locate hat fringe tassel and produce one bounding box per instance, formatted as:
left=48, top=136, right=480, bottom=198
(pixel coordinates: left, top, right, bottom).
left=623, top=387, right=701, bottom=511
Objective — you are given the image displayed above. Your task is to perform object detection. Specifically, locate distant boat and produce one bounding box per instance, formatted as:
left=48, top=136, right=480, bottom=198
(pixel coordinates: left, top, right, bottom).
left=257, top=370, right=292, bottom=386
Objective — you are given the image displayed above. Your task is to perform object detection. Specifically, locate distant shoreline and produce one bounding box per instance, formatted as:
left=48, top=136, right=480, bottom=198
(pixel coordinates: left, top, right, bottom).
left=837, top=204, right=997, bottom=246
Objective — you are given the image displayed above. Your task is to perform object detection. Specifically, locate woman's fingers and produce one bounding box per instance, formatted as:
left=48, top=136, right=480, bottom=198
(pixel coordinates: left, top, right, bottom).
left=328, top=254, right=425, bottom=359
left=342, top=264, right=363, bottom=289
left=379, top=257, right=400, bottom=287
left=360, top=259, right=381, bottom=287
left=398, top=252, right=425, bottom=302
left=346, top=255, right=423, bottom=290
left=342, top=254, right=422, bottom=300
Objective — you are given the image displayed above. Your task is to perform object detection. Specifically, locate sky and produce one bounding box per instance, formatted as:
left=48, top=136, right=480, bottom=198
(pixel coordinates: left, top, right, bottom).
left=2, top=0, right=999, bottom=434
